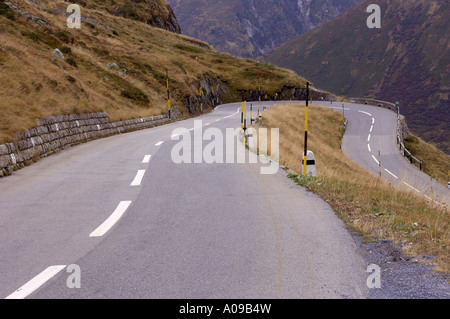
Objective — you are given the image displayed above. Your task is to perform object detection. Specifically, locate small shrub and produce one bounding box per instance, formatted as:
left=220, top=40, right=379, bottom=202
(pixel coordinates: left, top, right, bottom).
left=66, top=58, right=78, bottom=68
left=173, top=44, right=203, bottom=54
left=60, top=46, right=72, bottom=54
left=121, top=86, right=149, bottom=105
left=0, top=2, right=15, bottom=21
left=21, top=31, right=39, bottom=43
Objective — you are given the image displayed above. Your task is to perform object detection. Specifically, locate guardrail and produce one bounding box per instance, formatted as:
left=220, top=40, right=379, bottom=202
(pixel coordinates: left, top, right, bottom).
left=397, top=136, right=423, bottom=170
left=353, top=98, right=424, bottom=172
left=394, top=102, right=423, bottom=171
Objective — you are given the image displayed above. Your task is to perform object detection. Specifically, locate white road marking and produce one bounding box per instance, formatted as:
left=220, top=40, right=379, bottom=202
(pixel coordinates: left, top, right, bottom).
left=171, top=134, right=180, bottom=138
left=403, top=182, right=420, bottom=193
left=90, top=201, right=132, bottom=237
left=155, top=141, right=163, bottom=146
left=358, top=110, right=372, bottom=117
left=130, top=170, right=146, bottom=187
left=372, top=118, right=375, bottom=125
left=384, top=169, right=398, bottom=179
left=5, top=265, right=66, bottom=299
left=372, top=155, right=379, bottom=165
left=368, top=134, right=371, bottom=142
left=189, top=128, right=194, bottom=131
left=223, top=111, right=240, bottom=119
left=205, top=123, right=210, bottom=126
left=368, top=144, right=371, bottom=152
left=142, top=155, right=151, bottom=164
left=370, top=125, right=374, bottom=133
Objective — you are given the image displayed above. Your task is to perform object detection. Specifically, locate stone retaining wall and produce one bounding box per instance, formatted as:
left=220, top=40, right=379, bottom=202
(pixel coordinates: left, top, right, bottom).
left=0, top=109, right=180, bottom=177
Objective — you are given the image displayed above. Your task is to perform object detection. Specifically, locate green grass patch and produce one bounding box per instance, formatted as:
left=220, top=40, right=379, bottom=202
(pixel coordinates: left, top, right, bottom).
left=173, top=43, right=204, bottom=54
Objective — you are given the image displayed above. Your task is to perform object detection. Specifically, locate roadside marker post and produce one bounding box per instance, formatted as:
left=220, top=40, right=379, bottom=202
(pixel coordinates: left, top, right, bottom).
left=430, top=176, right=434, bottom=200
left=217, top=85, right=219, bottom=105
left=243, top=101, right=247, bottom=145
left=379, top=151, right=382, bottom=177
left=199, top=87, right=203, bottom=113
left=342, top=87, right=345, bottom=125
left=241, top=101, right=244, bottom=133
left=166, top=69, right=171, bottom=119
left=258, top=85, right=261, bottom=120
left=303, top=82, right=310, bottom=176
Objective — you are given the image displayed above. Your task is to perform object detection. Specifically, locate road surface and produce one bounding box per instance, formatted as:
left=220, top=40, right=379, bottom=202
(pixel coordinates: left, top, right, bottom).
left=0, top=102, right=370, bottom=299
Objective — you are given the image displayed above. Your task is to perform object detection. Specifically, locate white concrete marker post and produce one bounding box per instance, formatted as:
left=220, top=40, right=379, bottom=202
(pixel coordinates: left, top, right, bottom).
left=302, top=150, right=316, bottom=177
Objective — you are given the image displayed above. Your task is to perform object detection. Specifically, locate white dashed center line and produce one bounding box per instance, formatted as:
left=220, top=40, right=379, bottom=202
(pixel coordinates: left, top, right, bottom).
left=142, top=155, right=151, bottom=164
left=155, top=141, right=163, bottom=146
left=130, top=170, right=146, bottom=187
left=5, top=265, right=67, bottom=299
left=90, top=201, right=132, bottom=238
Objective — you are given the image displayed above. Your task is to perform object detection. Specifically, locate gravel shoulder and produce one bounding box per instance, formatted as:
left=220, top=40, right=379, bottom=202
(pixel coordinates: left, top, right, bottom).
left=349, top=229, right=450, bottom=299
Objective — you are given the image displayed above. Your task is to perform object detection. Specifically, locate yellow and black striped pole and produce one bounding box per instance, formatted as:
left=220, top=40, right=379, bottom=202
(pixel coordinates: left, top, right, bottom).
left=342, top=87, right=345, bottom=125
left=199, top=87, right=203, bottom=113
left=216, top=85, right=219, bottom=105
left=243, top=101, right=247, bottom=145
left=241, top=100, right=244, bottom=133
left=303, top=82, right=310, bottom=176
left=258, top=85, right=261, bottom=118
left=212, top=86, right=215, bottom=108
left=166, top=69, right=171, bottom=119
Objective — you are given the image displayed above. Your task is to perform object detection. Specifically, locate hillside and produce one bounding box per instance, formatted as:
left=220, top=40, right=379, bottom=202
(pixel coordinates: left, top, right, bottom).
left=167, top=0, right=360, bottom=58
left=264, top=0, right=450, bottom=154
left=0, top=0, right=310, bottom=144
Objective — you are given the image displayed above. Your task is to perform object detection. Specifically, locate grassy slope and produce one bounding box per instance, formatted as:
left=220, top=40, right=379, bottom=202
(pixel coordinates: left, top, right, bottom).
left=0, top=0, right=306, bottom=144
left=259, top=103, right=449, bottom=272
left=404, top=134, right=450, bottom=186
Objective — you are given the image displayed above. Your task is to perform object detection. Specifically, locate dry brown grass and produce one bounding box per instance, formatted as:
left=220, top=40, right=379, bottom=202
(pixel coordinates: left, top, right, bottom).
left=404, top=133, right=450, bottom=186
left=0, top=0, right=306, bottom=143
left=260, top=103, right=449, bottom=272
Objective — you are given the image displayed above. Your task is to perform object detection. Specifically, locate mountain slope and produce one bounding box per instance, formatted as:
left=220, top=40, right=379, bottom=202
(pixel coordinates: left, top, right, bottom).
left=264, top=0, right=450, bottom=154
left=0, top=0, right=309, bottom=144
left=167, top=0, right=360, bottom=58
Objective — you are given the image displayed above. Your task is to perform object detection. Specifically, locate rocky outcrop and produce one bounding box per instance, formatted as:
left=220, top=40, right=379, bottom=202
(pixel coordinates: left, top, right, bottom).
left=148, top=4, right=181, bottom=34
left=183, top=74, right=233, bottom=114
left=239, top=85, right=334, bottom=102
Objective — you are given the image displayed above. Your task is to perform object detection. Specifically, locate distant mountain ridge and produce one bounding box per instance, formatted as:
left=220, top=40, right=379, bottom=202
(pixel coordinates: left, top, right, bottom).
left=264, top=0, right=450, bottom=154
left=167, top=0, right=360, bottom=58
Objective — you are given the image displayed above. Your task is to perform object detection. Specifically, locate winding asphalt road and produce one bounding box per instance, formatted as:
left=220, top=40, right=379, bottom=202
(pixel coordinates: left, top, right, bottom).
left=330, top=101, right=449, bottom=206
left=0, top=102, right=370, bottom=299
